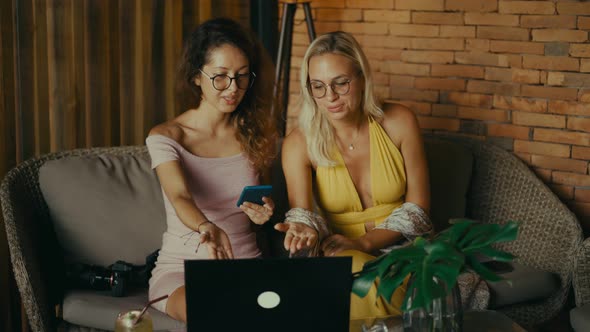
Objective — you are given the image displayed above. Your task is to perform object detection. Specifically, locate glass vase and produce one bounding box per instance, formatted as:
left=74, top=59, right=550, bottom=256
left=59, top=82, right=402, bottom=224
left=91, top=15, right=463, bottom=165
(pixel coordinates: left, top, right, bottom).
left=402, top=277, right=463, bottom=332
left=360, top=316, right=401, bottom=332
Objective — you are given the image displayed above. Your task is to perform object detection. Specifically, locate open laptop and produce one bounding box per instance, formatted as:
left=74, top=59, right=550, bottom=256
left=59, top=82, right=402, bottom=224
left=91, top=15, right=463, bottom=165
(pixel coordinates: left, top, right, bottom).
left=185, top=256, right=353, bottom=332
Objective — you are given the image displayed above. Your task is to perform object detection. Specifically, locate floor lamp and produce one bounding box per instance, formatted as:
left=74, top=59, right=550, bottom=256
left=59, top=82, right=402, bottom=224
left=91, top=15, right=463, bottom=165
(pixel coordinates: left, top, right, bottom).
left=273, top=0, right=316, bottom=136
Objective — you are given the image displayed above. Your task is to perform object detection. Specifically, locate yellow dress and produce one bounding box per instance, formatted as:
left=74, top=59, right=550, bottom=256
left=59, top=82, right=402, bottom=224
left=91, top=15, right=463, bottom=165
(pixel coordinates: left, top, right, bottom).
left=315, top=116, right=408, bottom=320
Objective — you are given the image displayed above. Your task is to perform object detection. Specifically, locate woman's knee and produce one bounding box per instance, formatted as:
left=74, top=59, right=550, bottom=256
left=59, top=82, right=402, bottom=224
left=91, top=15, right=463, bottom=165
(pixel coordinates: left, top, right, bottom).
left=166, top=286, right=187, bottom=322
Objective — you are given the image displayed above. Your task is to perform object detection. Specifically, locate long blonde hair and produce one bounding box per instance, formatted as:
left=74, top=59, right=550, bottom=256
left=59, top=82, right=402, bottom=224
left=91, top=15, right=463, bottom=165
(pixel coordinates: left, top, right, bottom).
left=299, top=31, right=383, bottom=166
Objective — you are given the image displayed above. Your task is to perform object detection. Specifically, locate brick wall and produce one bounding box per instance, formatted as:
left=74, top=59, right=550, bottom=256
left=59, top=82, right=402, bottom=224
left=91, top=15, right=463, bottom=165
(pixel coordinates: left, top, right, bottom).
left=282, top=0, right=590, bottom=233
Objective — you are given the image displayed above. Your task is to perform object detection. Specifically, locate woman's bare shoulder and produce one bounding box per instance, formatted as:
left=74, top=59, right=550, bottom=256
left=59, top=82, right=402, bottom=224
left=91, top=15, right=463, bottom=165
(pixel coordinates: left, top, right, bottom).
left=381, top=103, right=417, bottom=126
left=282, top=127, right=311, bottom=160
left=283, top=127, right=307, bottom=149
left=379, top=103, right=421, bottom=144
left=148, top=120, right=184, bottom=142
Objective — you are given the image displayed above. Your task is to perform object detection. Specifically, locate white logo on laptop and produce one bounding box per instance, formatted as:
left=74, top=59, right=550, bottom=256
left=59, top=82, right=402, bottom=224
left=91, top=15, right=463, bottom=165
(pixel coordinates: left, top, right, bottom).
left=257, top=291, right=281, bottom=309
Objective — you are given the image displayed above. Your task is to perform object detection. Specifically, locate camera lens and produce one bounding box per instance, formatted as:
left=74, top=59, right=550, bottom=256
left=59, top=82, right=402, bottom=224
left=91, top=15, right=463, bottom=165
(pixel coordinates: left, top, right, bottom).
left=89, top=268, right=113, bottom=290
left=111, top=272, right=127, bottom=297
left=66, top=263, right=113, bottom=291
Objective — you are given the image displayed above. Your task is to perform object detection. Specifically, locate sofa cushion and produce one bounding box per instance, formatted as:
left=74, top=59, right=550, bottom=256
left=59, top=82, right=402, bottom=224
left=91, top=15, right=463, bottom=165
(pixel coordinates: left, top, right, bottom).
left=570, top=303, right=590, bottom=332
left=487, top=262, right=560, bottom=308
left=63, top=289, right=184, bottom=331
left=40, top=154, right=166, bottom=267
left=424, top=138, right=474, bottom=232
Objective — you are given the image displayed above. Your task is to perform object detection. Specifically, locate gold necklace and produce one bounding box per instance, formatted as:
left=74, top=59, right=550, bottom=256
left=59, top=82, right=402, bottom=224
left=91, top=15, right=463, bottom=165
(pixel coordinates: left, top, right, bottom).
left=348, top=130, right=360, bottom=150
left=340, top=120, right=362, bottom=151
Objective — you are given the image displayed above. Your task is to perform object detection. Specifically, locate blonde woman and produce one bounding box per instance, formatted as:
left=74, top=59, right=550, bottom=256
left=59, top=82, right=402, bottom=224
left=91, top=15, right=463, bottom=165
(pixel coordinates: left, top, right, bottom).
left=275, top=31, right=432, bottom=319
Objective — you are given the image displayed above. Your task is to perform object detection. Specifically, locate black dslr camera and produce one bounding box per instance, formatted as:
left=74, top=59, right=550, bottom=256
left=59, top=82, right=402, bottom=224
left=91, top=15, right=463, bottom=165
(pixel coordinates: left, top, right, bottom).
left=65, top=251, right=158, bottom=297
left=65, top=261, right=134, bottom=297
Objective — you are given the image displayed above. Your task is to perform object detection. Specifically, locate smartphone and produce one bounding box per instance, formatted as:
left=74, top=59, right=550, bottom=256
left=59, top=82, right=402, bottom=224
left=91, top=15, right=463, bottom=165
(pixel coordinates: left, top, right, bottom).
left=482, top=261, right=514, bottom=274
left=236, top=185, right=272, bottom=207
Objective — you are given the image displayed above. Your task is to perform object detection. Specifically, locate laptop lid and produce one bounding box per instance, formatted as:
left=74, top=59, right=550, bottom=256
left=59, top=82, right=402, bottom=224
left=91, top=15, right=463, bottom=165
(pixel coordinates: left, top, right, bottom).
left=185, top=257, right=352, bottom=332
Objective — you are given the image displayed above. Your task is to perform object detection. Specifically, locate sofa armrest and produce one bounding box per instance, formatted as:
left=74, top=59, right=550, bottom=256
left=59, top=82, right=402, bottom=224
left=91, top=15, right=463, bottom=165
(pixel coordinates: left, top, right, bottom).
left=1, top=159, right=62, bottom=332
left=471, top=141, right=582, bottom=325
left=430, top=135, right=583, bottom=326
left=1, top=145, right=154, bottom=331
left=574, top=237, right=590, bottom=307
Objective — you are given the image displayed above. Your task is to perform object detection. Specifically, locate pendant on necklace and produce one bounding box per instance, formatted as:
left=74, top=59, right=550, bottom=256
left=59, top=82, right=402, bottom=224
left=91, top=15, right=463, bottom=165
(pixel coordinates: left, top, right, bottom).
left=348, top=144, right=354, bottom=151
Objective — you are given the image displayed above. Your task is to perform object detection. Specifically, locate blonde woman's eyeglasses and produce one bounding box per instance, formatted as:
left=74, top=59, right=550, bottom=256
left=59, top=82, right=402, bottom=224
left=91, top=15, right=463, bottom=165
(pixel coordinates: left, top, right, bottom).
left=308, top=78, right=353, bottom=98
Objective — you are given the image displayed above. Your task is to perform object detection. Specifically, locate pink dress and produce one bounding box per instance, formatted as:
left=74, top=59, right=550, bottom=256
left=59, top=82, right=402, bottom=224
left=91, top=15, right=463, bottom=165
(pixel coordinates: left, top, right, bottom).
left=146, top=134, right=261, bottom=313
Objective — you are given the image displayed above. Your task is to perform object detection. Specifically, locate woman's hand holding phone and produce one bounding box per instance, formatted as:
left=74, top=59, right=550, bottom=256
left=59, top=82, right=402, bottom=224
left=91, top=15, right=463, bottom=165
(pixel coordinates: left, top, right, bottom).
left=240, top=196, right=275, bottom=225
left=198, top=222, right=234, bottom=260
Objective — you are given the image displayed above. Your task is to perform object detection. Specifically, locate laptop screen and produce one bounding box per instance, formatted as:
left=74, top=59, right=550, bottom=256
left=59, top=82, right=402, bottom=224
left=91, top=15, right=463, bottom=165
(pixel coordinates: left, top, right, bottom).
left=185, top=257, right=352, bottom=332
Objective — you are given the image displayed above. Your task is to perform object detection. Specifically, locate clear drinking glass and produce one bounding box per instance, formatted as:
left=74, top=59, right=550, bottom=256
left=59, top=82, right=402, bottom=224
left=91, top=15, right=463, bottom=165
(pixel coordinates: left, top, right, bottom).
left=115, top=310, right=153, bottom=332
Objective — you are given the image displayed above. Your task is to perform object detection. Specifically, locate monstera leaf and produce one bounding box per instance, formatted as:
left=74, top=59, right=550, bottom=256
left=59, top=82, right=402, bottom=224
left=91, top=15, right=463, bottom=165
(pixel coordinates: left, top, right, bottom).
left=351, top=220, right=519, bottom=311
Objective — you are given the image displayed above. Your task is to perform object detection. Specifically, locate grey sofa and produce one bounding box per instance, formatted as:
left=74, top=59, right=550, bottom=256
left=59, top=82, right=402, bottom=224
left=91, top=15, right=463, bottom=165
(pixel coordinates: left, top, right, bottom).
left=1, top=135, right=582, bottom=331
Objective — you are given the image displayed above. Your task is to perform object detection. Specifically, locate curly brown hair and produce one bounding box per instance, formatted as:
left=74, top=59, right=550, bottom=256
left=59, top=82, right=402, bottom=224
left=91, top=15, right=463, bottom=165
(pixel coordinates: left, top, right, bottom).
left=177, top=18, right=278, bottom=179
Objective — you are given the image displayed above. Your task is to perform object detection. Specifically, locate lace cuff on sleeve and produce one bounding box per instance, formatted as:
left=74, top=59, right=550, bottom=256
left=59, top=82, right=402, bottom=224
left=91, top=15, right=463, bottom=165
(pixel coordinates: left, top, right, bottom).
left=375, top=202, right=433, bottom=242
left=285, top=207, right=330, bottom=240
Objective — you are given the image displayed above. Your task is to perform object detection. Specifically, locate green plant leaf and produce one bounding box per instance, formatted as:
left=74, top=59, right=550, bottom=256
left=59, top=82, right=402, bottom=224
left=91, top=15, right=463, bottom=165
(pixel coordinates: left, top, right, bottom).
left=425, top=241, right=464, bottom=266
left=431, top=264, right=461, bottom=291
left=375, top=246, right=426, bottom=276
left=436, top=220, right=474, bottom=244
left=488, top=221, right=519, bottom=243
left=466, top=255, right=503, bottom=282
left=363, top=245, right=420, bottom=270
left=403, top=280, right=420, bottom=310
left=416, top=265, right=434, bottom=309
left=474, top=246, right=515, bottom=262
left=352, top=220, right=520, bottom=313
left=377, top=262, right=416, bottom=301
left=448, top=218, right=478, bottom=224
left=351, top=268, right=378, bottom=298
left=462, top=222, right=519, bottom=253
left=458, top=223, right=500, bottom=249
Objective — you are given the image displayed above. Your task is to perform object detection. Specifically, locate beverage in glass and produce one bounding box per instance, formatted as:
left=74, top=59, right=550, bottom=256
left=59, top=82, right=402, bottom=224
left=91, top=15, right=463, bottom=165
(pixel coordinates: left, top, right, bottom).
left=115, top=310, right=153, bottom=332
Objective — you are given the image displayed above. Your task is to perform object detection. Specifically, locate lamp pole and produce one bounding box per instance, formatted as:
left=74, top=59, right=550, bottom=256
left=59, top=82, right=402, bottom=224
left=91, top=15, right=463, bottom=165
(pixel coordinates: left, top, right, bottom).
left=273, top=0, right=316, bottom=137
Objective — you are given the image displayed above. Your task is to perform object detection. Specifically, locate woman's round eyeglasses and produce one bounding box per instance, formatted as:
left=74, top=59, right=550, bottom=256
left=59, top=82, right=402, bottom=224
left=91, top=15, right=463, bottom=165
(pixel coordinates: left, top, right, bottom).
left=308, top=79, right=353, bottom=98
left=199, top=69, right=256, bottom=91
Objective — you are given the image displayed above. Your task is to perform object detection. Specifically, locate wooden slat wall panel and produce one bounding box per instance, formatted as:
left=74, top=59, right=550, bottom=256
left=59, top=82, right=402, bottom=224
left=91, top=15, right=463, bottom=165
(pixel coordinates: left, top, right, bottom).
left=16, top=0, right=37, bottom=159
left=33, top=0, right=50, bottom=156
left=0, top=2, right=18, bottom=332
left=182, top=0, right=200, bottom=37
left=107, top=1, right=121, bottom=147
left=134, top=0, right=150, bottom=144
left=199, top=0, right=211, bottom=23
left=0, top=0, right=257, bottom=169
left=84, top=0, right=112, bottom=147
left=0, top=1, right=252, bottom=330
left=178, top=0, right=200, bottom=111
left=164, top=0, right=184, bottom=120
left=152, top=0, right=167, bottom=128
left=0, top=0, right=17, bottom=176
left=118, top=0, right=137, bottom=146
left=47, top=0, right=80, bottom=151
left=72, top=0, right=87, bottom=149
